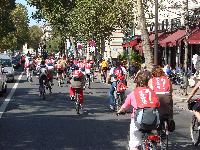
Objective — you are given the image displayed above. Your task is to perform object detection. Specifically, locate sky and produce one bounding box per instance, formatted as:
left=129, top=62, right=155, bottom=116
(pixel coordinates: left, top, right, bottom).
left=16, top=0, right=43, bottom=26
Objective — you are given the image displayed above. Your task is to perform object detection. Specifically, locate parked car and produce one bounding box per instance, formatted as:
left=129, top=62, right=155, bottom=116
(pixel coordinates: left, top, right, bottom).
left=0, top=69, right=7, bottom=94
left=12, top=58, right=21, bottom=69
left=0, top=54, right=15, bottom=82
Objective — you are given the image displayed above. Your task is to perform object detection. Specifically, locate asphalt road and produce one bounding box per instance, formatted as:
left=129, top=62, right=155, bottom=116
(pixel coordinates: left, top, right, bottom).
left=0, top=71, right=199, bottom=150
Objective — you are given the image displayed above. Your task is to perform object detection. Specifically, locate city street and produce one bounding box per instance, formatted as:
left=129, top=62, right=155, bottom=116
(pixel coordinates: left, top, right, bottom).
left=0, top=72, right=199, bottom=150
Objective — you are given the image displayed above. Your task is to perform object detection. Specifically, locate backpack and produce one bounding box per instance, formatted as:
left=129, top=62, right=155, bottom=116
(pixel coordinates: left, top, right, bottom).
left=135, top=107, right=160, bottom=131
left=113, top=67, right=124, bottom=80
left=134, top=88, right=160, bottom=131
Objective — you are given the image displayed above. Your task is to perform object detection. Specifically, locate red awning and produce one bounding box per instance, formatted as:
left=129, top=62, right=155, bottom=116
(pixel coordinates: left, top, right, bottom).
left=149, top=33, right=163, bottom=43
left=188, top=28, right=200, bottom=44
left=122, top=43, right=129, bottom=47
left=159, top=29, right=186, bottom=47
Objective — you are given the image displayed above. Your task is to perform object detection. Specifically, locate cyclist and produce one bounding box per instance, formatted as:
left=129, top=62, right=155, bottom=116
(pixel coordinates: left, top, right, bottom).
left=55, top=58, right=64, bottom=83
left=100, top=58, right=108, bottom=83
left=148, top=66, right=174, bottom=123
left=187, top=80, right=200, bottom=128
left=117, top=73, right=160, bottom=150
left=46, top=57, right=54, bottom=86
left=85, top=60, right=92, bottom=84
left=37, top=60, right=51, bottom=94
left=69, top=66, right=85, bottom=107
left=107, top=61, right=127, bottom=110
left=24, top=57, right=32, bottom=81
left=77, top=59, right=85, bottom=72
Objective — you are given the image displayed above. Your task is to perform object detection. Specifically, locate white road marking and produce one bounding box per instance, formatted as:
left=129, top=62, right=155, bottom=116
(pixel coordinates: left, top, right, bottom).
left=0, top=73, right=23, bottom=118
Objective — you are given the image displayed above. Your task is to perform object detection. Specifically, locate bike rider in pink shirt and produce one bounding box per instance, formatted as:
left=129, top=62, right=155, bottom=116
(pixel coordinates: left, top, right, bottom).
left=117, top=73, right=160, bottom=150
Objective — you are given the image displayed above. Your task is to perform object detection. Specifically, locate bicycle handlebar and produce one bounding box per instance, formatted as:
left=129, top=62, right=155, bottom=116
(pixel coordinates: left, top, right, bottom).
left=116, top=111, right=126, bottom=116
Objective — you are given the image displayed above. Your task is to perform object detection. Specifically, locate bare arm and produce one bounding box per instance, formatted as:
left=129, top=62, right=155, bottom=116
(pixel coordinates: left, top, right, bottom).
left=187, top=81, right=200, bottom=102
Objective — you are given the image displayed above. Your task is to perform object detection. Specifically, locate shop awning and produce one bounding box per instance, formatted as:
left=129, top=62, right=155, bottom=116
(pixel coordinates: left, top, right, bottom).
left=122, top=42, right=129, bottom=48
left=159, top=29, right=186, bottom=47
left=188, top=28, right=200, bottom=44
left=149, top=33, right=163, bottom=43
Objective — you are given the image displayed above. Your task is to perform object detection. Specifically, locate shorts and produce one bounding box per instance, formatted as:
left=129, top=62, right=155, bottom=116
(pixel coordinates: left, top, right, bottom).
left=102, top=67, right=107, bottom=72
left=157, top=94, right=173, bottom=119
left=129, top=119, right=142, bottom=148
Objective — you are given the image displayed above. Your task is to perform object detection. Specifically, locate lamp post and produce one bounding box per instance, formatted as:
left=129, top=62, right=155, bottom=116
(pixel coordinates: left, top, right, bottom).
left=154, top=0, right=158, bottom=65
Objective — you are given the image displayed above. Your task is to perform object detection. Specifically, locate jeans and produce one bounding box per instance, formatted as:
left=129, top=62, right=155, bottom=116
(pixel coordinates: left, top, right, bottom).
left=109, top=82, right=117, bottom=106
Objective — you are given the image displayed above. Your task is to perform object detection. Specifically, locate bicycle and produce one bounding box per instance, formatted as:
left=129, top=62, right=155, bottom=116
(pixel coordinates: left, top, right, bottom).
left=188, top=99, right=200, bottom=146
left=26, top=68, right=33, bottom=82
left=85, top=73, right=91, bottom=89
left=114, top=80, right=126, bottom=112
left=39, top=80, right=46, bottom=100
left=117, top=112, right=161, bottom=150
left=158, top=115, right=170, bottom=150
left=74, top=88, right=81, bottom=114
left=101, top=69, right=107, bottom=83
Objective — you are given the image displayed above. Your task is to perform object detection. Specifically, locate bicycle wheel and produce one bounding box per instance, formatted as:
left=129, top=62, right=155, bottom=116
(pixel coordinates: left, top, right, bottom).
left=74, top=91, right=80, bottom=114
left=159, top=120, right=169, bottom=150
left=141, top=140, right=157, bottom=150
left=190, top=115, right=200, bottom=146
left=88, top=76, right=91, bottom=88
left=116, top=94, right=122, bottom=112
left=40, top=86, right=45, bottom=100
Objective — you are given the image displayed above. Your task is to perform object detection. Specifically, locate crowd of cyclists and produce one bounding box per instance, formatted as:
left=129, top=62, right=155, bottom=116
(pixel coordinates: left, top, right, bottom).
left=16, top=51, right=200, bottom=149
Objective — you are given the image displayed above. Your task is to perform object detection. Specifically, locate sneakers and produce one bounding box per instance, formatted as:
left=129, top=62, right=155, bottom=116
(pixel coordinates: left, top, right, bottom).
left=80, top=104, right=83, bottom=110
left=70, top=96, right=75, bottom=101
left=110, top=105, right=114, bottom=111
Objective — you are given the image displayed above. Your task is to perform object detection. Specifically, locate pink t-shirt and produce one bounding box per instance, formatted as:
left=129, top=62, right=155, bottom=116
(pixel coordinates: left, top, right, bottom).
left=121, top=92, right=137, bottom=118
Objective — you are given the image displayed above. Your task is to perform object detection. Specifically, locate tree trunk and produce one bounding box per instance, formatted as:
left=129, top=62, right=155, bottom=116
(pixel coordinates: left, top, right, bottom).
left=136, top=0, right=153, bottom=71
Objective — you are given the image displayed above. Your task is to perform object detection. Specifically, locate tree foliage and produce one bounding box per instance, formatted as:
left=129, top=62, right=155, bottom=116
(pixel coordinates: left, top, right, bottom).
left=28, top=25, right=43, bottom=50
left=0, top=3, right=30, bottom=51
left=0, top=0, right=15, bottom=40
left=28, top=0, right=134, bottom=41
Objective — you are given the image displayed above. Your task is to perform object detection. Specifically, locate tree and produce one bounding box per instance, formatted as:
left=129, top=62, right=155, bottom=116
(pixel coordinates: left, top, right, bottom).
left=136, top=0, right=153, bottom=70
left=0, top=0, right=15, bottom=40
left=11, top=3, right=30, bottom=49
left=28, top=25, right=43, bottom=50
left=0, top=3, right=30, bottom=51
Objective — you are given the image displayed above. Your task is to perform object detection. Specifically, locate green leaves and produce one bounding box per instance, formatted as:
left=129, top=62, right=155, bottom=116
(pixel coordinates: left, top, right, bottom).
left=28, top=25, right=43, bottom=50
left=28, top=0, right=135, bottom=41
left=0, top=0, right=15, bottom=40
left=0, top=3, right=30, bottom=51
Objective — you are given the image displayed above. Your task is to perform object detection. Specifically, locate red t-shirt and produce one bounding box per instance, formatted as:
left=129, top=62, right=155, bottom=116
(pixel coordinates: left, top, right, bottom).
left=134, top=87, right=159, bottom=108
left=152, top=76, right=170, bottom=93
